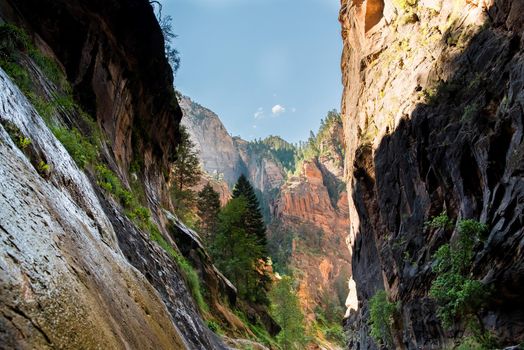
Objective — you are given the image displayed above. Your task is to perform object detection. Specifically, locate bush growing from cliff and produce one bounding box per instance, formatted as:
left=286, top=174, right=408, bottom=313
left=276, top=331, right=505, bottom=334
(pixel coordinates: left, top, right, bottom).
left=425, top=211, right=454, bottom=230
left=430, top=219, right=490, bottom=343
left=53, top=127, right=97, bottom=169
left=369, top=290, right=396, bottom=347
left=150, top=2, right=181, bottom=74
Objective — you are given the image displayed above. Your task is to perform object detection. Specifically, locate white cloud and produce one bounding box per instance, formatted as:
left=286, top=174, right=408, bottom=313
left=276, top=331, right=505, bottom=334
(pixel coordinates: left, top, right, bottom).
left=254, top=107, right=264, bottom=119
left=272, top=104, right=286, bottom=116
left=291, top=107, right=297, bottom=113
left=252, top=125, right=257, bottom=129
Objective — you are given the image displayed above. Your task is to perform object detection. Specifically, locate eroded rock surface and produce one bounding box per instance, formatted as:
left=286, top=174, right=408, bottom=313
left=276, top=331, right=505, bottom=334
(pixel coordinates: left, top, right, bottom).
left=340, top=0, right=524, bottom=348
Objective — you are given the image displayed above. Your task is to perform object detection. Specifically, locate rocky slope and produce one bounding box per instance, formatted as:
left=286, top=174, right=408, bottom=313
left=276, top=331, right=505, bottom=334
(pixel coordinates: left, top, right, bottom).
left=0, top=0, right=235, bottom=348
left=340, top=0, right=524, bottom=348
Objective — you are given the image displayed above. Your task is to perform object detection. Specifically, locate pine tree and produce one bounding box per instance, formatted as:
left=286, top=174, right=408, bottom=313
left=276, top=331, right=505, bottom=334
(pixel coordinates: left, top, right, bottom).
left=171, top=125, right=202, bottom=223
left=232, top=174, right=268, bottom=256
left=197, top=183, right=221, bottom=242
left=209, top=197, right=264, bottom=300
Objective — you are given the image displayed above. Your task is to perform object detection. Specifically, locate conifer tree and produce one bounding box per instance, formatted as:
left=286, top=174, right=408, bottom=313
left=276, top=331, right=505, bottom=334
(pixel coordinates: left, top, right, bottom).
left=197, top=183, right=221, bottom=242
left=209, top=197, right=265, bottom=301
left=171, top=125, right=202, bottom=223
left=232, top=174, right=268, bottom=256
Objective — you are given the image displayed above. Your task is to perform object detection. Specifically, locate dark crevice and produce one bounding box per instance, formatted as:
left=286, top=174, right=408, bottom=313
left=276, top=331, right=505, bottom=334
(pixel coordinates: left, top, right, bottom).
left=487, top=120, right=514, bottom=188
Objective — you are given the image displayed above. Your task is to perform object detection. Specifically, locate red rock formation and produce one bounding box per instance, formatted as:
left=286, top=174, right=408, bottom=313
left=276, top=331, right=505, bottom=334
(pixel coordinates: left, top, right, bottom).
left=273, top=159, right=351, bottom=321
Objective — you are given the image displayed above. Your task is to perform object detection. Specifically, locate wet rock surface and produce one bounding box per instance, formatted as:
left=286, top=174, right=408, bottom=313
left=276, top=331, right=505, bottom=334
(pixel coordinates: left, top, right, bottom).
left=340, top=0, right=524, bottom=348
left=0, top=69, right=187, bottom=349
left=0, top=0, right=234, bottom=348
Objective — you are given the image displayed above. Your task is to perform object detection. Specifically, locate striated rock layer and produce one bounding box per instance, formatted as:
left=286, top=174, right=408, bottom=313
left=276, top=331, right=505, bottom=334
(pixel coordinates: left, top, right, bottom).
left=0, top=0, right=231, bottom=348
left=340, top=0, right=524, bottom=348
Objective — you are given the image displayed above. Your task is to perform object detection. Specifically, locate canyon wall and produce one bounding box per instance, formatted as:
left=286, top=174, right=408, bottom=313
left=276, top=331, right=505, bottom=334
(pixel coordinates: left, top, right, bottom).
left=0, top=0, right=232, bottom=348
left=340, top=0, right=524, bottom=348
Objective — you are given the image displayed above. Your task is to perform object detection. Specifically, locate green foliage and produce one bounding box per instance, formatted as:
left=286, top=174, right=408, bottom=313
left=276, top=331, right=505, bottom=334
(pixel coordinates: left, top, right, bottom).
left=2, top=120, right=31, bottom=150
left=430, top=219, right=489, bottom=332
left=247, top=135, right=297, bottom=173
left=294, top=110, right=343, bottom=175
left=209, top=197, right=268, bottom=304
left=0, top=24, right=65, bottom=90
left=0, top=24, right=31, bottom=59
left=232, top=174, right=268, bottom=256
left=369, top=290, right=396, bottom=347
left=36, top=160, right=50, bottom=175
left=323, top=323, right=346, bottom=345
left=171, top=125, right=202, bottom=223
left=154, top=9, right=181, bottom=74
left=461, top=103, right=480, bottom=122
left=425, top=211, right=454, bottom=230
left=17, top=135, right=31, bottom=149
left=206, top=320, right=223, bottom=335
left=52, top=127, right=97, bottom=168
left=197, top=183, right=221, bottom=242
left=267, top=225, right=293, bottom=275
left=314, top=292, right=346, bottom=346
left=269, top=276, right=308, bottom=349
left=234, top=309, right=279, bottom=348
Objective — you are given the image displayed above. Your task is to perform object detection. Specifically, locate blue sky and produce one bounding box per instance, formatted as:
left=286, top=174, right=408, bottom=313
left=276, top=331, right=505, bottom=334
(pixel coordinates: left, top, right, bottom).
left=159, top=0, right=342, bottom=143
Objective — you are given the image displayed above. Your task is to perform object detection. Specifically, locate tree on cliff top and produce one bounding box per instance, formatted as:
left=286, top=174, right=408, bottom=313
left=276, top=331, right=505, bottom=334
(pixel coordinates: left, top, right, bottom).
left=197, top=183, right=221, bottom=242
left=232, top=174, right=268, bottom=256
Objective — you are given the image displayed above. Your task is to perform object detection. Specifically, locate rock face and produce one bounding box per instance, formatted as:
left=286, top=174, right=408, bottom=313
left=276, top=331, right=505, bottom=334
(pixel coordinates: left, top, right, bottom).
left=271, top=120, right=352, bottom=324
left=0, top=0, right=231, bottom=348
left=180, top=95, right=245, bottom=187
left=340, top=0, right=524, bottom=348
left=273, top=159, right=352, bottom=320
left=180, top=94, right=286, bottom=211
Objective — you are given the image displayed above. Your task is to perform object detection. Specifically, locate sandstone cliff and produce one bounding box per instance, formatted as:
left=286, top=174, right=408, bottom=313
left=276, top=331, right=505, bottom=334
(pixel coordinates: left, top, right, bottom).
left=340, top=0, right=524, bottom=348
left=0, top=0, right=233, bottom=348
left=180, top=94, right=287, bottom=216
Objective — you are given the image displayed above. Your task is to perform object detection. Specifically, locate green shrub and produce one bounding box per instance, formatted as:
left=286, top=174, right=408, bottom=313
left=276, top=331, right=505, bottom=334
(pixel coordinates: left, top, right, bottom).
left=323, top=323, right=346, bottom=345
left=206, top=320, right=223, bottom=334
left=430, top=219, right=489, bottom=333
left=53, top=127, right=97, bottom=168
left=0, top=24, right=31, bottom=58
left=36, top=160, right=50, bottom=176
left=425, top=211, right=454, bottom=230
left=369, top=290, right=396, bottom=347
left=0, top=60, right=32, bottom=94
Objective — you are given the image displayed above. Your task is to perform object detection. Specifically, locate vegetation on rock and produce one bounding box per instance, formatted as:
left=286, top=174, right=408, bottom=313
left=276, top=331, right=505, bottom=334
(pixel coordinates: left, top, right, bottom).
left=369, top=290, right=396, bottom=347
left=430, top=218, right=491, bottom=345
left=269, top=276, right=308, bottom=349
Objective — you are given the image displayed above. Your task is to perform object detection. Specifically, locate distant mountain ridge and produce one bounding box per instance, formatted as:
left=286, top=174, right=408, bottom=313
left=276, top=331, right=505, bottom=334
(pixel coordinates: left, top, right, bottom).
left=180, top=93, right=352, bottom=346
